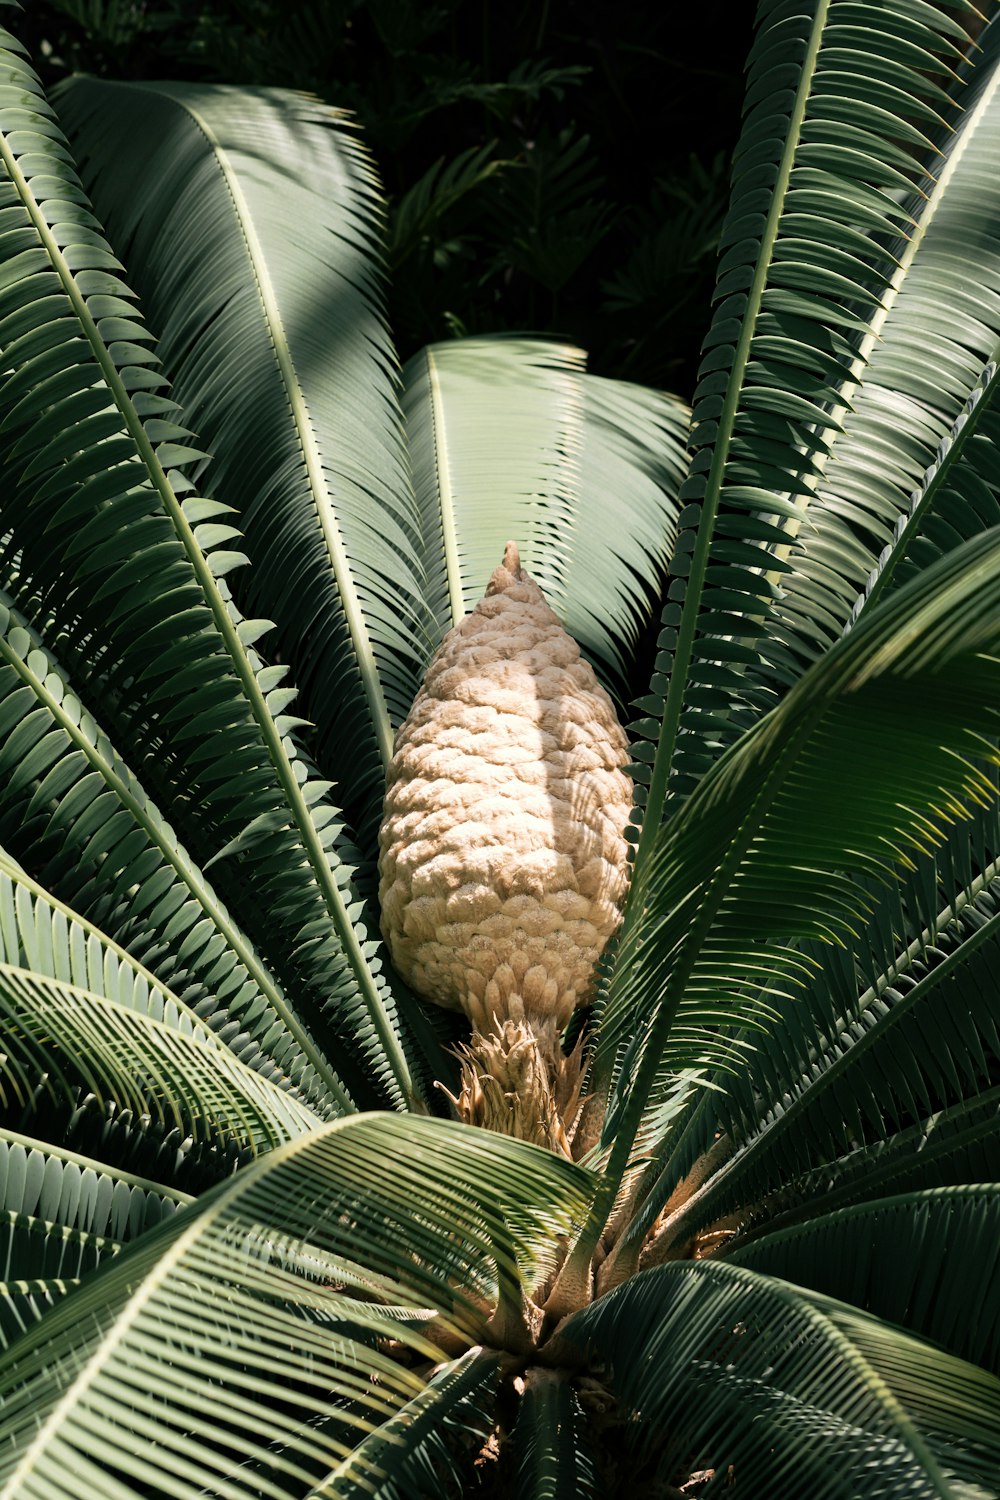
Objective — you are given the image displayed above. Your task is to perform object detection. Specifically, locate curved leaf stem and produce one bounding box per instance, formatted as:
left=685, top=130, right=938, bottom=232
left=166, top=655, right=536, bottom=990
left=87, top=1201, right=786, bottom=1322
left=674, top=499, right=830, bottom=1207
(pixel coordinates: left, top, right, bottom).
left=422, top=347, right=466, bottom=630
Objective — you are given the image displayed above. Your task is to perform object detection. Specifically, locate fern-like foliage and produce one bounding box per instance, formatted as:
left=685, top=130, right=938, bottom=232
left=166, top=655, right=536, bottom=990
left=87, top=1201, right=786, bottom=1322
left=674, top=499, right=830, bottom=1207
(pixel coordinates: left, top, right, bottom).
left=638, top=0, right=983, bottom=824
left=1, top=4, right=1000, bottom=1498
left=55, top=76, right=433, bottom=862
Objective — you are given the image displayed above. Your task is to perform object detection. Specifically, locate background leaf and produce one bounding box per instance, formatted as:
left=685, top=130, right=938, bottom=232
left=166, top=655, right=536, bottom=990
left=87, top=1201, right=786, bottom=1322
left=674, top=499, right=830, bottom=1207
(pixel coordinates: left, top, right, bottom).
left=403, top=334, right=687, bottom=702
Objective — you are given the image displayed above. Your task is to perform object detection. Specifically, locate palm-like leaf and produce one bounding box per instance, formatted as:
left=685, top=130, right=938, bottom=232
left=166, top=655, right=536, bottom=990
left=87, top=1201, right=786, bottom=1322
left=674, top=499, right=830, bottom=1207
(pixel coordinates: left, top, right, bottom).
left=650, top=861, right=1000, bottom=1256
left=0, top=35, right=417, bottom=1107
left=402, top=335, right=687, bottom=699
left=0, top=1130, right=190, bottom=1242
left=843, top=364, right=1000, bottom=627
left=0, top=834, right=322, bottom=1349
left=568, top=529, right=1000, bottom=1288
left=730, top=1186, right=1000, bottom=1375
left=0, top=962, right=320, bottom=1153
left=559, top=1261, right=1000, bottom=1498
left=0, top=833, right=324, bottom=1168
left=0, top=1115, right=591, bottom=1499
left=0, top=3, right=999, bottom=1496
left=614, top=527, right=1000, bottom=1077
left=311, top=1348, right=502, bottom=1500
left=638, top=0, right=982, bottom=829
left=0, top=595, right=343, bottom=1117
left=54, top=76, right=434, bottom=857
left=509, top=1370, right=597, bottom=1500
left=0, top=1123, right=192, bottom=1342
left=766, top=49, right=1000, bottom=682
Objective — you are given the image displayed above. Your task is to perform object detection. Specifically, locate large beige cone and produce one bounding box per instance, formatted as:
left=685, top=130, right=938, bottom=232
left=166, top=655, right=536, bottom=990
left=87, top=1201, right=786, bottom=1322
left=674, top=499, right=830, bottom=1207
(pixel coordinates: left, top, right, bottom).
left=378, top=542, right=633, bottom=1149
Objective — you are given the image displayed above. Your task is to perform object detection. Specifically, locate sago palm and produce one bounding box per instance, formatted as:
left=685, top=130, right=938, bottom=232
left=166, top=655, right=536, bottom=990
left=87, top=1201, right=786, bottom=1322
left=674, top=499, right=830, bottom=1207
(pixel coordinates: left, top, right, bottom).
left=0, top=1, right=999, bottom=1495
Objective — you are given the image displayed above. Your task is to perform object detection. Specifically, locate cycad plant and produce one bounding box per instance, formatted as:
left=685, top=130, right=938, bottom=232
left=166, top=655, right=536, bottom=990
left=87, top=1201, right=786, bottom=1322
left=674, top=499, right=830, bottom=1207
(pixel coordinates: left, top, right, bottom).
left=0, top=1, right=1000, bottom=1495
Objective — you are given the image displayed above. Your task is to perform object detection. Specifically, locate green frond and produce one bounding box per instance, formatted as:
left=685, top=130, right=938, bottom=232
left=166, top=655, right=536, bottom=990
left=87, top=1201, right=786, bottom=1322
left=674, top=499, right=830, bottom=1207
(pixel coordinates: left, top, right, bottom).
left=310, top=1348, right=502, bottom=1499
left=0, top=1129, right=191, bottom=1235
left=509, top=1370, right=597, bottom=1500
left=558, top=1260, right=1000, bottom=1497
left=0, top=1122, right=200, bottom=1344
left=766, top=1088, right=1000, bottom=1220
left=640, top=856, right=1000, bottom=1259
left=0, top=600, right=346, bottom=1118
left=0, top=34, right=418, bottom=1109
left=633, top=0, right=980, bottom=836
left=0, top=1128, right=187, bottom=1349
left=762, top=51, right=1000, bottom=685
left=585, top=529, right=1000, bottom=1265
left=0, top=1141, right=133, bottom=1350
left=564, top=372, right=689, bottom=699
left=0, top=11, right=998, bottom=1497
left=402, top=335, right=687, bottom=698
left=0, top=961, right=321, bottom=1156
left=0, top=1115, right=593, bottom=1500
left=0, top=1271, right=87, bottom=1354
left=404, top=336, right=583, bottom=632
left=843, top=363, right=1000, bottom=627
left=730, top=1186, right=1000, bottom=1375
left=55, top=76, right=435, bottom=858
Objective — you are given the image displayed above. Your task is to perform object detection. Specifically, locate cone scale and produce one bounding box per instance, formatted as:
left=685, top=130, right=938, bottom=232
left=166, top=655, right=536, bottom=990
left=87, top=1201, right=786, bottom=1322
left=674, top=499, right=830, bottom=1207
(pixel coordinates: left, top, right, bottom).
left=378, top=543, right=633, bottom=1152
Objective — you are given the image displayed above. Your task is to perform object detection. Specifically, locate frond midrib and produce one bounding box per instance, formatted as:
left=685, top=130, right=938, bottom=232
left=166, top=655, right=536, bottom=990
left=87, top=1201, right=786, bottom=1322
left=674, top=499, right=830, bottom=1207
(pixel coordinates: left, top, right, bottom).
left=422, top=346, right=466, bottom=630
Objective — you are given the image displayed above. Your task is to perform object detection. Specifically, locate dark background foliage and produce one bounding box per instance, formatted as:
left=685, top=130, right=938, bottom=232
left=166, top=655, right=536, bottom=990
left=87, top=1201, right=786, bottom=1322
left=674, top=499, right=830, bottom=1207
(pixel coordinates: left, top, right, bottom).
left=16, top=0, right=753, bottom=396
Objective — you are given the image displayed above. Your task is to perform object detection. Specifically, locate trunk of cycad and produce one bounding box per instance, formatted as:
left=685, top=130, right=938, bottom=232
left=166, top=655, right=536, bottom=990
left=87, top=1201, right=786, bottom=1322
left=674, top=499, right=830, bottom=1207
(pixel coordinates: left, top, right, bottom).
left=378, top=543, right=633, bottom=1156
